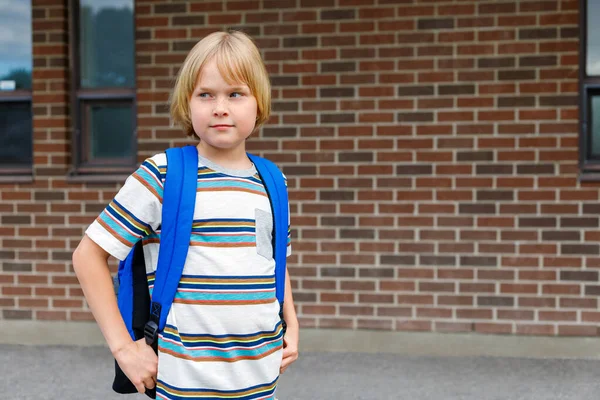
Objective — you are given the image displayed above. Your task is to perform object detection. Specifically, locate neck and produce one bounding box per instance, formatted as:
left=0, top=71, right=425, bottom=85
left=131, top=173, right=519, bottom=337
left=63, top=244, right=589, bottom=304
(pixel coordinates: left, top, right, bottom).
left=196, top=142, right=252, bottom=170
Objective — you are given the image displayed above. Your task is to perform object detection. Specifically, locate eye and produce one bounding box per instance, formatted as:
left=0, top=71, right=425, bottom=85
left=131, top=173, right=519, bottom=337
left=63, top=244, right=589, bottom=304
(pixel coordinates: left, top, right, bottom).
left=230, top=92, right=244, bottom=98
left=198, top=92, right=211, bottom=98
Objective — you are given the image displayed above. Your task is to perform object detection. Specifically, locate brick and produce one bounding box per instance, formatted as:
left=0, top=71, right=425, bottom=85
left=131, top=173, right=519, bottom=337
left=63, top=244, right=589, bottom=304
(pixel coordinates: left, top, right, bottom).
left=539, top=95, right=578, bottom=107
left=478, top=57, right=515, bottom=68
left=561, top=218, right=599, bottom=228
left=542, top=231, right=580, bottom=241
left=516, top=164, right=555, bottom=175
left=2, top=215, right=31, bottom=225
left=397, top=112, right=433, bottom=122
left=3, top=310, right=33, bottom=320
left=321, top=9, right=355, bottom=19
left=380, top=255, right=415, bottom=265
left=420, top=255, right=456, bottom=266
left=438, top=84, right=475, bottom=95
left=418, top=18, right=454, bottom=30
left=498, top=70, right=536, bottom=80
left=560, top=271, right=598, bottom=282
left=3, top=263, right=32, bottom=272
left=398, top=85, right=434, bottom=96
left=284, top=37, right=318, bottom=48
left=172, top=15, right=206, bottom=25
left=562, top=244, right=599, bottom=255
left=459, top=204, right=496, bottom=214
left=497, top=96, right=536, bottom=107
left=320, top=88, right=354, bottom=97
left=519, top=55, right=557, bottom=67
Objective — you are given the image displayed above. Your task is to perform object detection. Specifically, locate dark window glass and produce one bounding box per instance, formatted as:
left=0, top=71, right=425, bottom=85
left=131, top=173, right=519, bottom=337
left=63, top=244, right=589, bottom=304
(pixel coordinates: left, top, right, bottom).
left=0, top=102, right=32, bottom=165
left=79, top=1, right=135, bottom=88
left=86, top=103, right=133, bottom=161
left=0, top=1, right=32, bottom=173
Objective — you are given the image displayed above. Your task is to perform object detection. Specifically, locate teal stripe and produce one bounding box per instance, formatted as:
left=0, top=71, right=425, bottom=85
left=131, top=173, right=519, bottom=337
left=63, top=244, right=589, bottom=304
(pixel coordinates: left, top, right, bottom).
left=175, top=290, right=274, bottom=302
left=190, top=234, right=255, bottom=244
left=198, top=179, right=266, bottom=193
left=134, top=166, right=163, bottom=196
left=98, top=210, right=138, bottom=244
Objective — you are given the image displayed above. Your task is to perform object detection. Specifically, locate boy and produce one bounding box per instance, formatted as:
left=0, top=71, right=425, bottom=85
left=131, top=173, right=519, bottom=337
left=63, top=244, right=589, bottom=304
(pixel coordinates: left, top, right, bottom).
left=72, top=31, right=299, bottom=399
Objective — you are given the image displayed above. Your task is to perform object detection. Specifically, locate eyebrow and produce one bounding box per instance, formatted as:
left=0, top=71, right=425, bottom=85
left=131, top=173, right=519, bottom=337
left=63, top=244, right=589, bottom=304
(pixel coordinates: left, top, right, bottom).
left=197, top=86, right=248, bottom=92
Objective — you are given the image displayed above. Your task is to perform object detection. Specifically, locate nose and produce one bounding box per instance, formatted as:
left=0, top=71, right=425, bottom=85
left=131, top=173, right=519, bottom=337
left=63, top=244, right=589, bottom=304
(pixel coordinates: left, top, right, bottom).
left=213, top=97, right=229, bottom=117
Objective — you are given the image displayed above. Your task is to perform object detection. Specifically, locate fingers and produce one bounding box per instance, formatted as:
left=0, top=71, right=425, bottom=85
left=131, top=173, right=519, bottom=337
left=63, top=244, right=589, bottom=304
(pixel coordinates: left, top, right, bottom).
left=282, top=346, right=293, bottom=358
left=280, top=348, right=299, bottom=374
left=143, top=377, right=156, bottom=390
left=134, top=381, right=146, bottom=394
left=280, top=359, right=290, bottom=374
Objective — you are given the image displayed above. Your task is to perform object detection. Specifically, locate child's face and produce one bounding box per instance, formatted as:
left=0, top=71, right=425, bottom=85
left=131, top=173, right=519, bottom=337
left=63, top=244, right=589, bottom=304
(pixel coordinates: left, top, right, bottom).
left=189, top=58, right=258, bottom=153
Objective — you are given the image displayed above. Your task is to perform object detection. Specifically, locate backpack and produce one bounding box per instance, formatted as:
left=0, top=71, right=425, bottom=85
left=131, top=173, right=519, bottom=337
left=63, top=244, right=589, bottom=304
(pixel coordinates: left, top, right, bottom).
left=112, top=145, right=289, bottom=398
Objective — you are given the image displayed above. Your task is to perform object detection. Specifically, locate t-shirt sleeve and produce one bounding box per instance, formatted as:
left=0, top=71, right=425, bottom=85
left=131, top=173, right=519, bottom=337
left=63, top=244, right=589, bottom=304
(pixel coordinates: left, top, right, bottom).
left=85, top=154, right=165, bottom=261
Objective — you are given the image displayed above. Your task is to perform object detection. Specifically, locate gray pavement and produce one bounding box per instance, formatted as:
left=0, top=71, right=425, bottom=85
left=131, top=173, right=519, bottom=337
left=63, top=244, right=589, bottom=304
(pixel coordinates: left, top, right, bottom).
left=3, top=344, right=600, bottom=399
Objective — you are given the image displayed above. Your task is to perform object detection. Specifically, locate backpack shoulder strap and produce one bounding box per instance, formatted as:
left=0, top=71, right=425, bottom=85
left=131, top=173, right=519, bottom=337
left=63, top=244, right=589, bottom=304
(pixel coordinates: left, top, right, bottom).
left=150, top=145, right=198, bottom=331
left=246, top=153, right=289, bottom=306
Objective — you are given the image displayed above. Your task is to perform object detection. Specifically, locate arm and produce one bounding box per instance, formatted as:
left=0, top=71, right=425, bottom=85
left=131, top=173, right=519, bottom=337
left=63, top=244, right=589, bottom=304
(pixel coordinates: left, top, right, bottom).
left=280, top=267, right=299, bottom=373
left=72, top=235, right=131, bottom=354
left=72, top=235, right=157, bottom=392
left=282, top=267, right=298, bottom=331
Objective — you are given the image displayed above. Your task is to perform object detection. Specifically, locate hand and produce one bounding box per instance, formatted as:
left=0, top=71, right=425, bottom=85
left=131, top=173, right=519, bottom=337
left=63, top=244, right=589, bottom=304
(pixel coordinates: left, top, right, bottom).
left=113, top=338, right=158, bottom=393
left=280, top=326, right=299, bottom=374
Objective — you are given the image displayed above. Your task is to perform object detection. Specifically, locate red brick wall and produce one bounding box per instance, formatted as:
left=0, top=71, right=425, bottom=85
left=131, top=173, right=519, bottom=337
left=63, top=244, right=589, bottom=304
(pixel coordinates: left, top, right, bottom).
left=2, top=0, right=594, bottom=336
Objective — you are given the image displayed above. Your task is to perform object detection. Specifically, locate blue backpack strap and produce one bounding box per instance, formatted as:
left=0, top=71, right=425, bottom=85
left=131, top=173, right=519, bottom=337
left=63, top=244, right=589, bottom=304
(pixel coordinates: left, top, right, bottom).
left=146, top=145, right=198, bottom=341
left=247, top=153, right=289, bottom=307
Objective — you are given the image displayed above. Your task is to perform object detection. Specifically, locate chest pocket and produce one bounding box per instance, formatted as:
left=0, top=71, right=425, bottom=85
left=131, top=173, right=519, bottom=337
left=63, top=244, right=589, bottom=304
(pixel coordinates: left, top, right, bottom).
left=255, top=208, right=273, bottom=260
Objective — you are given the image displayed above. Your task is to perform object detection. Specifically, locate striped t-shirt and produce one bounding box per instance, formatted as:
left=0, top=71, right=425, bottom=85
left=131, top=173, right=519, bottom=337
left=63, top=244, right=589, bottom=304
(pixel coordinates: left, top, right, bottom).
left=86, top=151, right=291, bottom=400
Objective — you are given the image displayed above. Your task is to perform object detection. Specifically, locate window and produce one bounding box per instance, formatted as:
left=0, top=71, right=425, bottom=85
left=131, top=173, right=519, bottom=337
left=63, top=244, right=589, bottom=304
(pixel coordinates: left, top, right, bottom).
left=69, top=0, right=136, bottom=177
left=0, top=1, right=33, bottom=176
left=581, top=0, right=600, bottom=179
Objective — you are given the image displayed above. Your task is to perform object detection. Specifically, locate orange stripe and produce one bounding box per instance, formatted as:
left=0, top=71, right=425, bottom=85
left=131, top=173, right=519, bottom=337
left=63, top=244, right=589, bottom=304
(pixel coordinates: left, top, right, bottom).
left=97, top=218, right=135, bottom=247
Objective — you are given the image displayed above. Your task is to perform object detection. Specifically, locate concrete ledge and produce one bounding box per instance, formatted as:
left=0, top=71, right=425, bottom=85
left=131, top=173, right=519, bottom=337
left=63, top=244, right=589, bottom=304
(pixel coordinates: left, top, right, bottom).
left=2, top=321, right=600, bottom=359
left=300, top=329, right=600, bottom=360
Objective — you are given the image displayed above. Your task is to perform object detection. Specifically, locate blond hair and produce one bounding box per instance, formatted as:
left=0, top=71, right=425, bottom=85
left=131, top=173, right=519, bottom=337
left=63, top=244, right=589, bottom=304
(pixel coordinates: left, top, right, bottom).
left=170, top=31, right=271, bottom=139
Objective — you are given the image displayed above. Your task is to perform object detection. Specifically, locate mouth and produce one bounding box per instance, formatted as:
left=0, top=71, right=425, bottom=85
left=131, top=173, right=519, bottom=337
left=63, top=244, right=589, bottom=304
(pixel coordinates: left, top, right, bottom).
left=210, top=124, right=234, bottom=128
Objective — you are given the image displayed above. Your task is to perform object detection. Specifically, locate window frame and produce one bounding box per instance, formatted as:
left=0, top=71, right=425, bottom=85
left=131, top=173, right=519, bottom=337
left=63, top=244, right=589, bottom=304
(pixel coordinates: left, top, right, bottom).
left=0, top=1, right=33, bottom=180
left=68, top=0, right=137, bottom=180
left=579, top=0, right=600, bottom=180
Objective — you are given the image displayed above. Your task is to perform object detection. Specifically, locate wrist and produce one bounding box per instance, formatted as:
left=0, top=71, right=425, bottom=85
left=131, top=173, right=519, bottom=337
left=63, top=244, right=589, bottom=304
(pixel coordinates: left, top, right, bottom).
left=110, top=338, right=133, bottom=358
left=284, top=316, right=299, bottom=330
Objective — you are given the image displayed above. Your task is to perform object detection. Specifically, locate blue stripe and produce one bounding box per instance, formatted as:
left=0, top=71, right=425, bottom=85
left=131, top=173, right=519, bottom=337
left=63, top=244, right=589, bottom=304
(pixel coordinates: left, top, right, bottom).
left=141, top=159, right=163, bottom=185
left=161, top=327, right=283, bottom=349
left=102, top=202, right=149, bottom=238
left=160, top=336, right=282, bottom=359
left=192, top=227, right=255, bottom=233
left=163, top=324, right=280, bottom=339
left=195, top=218, right=255, bottom=224
left=180, top=274, right=275, bottom=280
left=178, top=283, right=274, bottom=290
left=135, top=162, right=164, bottom=196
